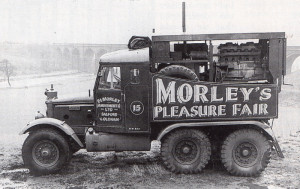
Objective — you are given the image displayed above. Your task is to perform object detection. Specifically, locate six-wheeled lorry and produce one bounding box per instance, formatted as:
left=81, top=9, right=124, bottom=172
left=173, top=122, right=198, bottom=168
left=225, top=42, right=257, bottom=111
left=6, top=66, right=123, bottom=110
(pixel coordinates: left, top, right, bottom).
left=20, top=32, right=286, bottom=176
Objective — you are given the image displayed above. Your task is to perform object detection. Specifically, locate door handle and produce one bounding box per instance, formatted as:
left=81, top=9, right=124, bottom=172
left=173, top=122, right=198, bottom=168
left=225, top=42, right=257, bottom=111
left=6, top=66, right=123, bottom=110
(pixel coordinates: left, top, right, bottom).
left=121, top=93, right=126, bottom=102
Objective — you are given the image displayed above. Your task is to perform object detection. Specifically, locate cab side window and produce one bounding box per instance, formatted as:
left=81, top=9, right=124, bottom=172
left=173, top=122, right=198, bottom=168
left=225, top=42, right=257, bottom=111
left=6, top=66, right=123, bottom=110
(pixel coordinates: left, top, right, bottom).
left=99, top=67, right=121, bottom=89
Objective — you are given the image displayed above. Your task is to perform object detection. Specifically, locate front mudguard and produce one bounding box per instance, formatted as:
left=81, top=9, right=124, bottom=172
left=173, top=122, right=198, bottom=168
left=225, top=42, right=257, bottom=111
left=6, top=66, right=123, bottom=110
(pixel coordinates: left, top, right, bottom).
left=19, top=118, right=84, bottom=148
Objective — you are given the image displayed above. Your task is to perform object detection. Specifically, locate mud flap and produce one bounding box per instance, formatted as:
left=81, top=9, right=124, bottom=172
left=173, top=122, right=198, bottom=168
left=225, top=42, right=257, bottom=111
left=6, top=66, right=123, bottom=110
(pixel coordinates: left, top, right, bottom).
left=270, top=128, right=284, bottom=158
left=271, top=135, right=284, bottom=158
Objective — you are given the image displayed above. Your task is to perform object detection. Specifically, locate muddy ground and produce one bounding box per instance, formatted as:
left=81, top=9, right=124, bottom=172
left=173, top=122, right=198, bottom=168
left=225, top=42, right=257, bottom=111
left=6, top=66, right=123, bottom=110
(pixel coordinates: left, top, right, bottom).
left=1, top=72, right=300, bottom=189
left=1, top=137, right=300, bottom=189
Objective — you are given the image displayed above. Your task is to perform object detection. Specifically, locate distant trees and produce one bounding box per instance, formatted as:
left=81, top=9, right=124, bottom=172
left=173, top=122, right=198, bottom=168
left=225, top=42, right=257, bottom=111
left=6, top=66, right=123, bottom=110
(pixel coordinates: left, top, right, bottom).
left=0, top=59, right=15, bottom=86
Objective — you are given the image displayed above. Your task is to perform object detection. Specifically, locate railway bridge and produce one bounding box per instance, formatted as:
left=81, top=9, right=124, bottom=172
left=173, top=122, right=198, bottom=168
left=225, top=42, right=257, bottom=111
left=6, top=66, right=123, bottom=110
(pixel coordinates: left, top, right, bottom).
left=1, top=43, right=299, bottom=75
left=52, top=43, right=300, bottom=74
left=51, top=43, right=127, bottom=73
left=45, top=44, right=300, bottom=74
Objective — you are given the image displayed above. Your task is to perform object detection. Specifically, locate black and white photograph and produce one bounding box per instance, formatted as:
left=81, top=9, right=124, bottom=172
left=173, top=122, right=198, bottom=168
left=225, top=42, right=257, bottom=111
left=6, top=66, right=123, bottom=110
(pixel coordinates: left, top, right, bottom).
left=0, top=0, right=300, bottom=188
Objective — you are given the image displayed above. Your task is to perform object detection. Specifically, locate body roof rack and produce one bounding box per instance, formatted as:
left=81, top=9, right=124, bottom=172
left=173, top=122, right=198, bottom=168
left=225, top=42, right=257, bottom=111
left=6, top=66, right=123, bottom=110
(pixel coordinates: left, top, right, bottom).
left=152, top=32, right=286, bottom=42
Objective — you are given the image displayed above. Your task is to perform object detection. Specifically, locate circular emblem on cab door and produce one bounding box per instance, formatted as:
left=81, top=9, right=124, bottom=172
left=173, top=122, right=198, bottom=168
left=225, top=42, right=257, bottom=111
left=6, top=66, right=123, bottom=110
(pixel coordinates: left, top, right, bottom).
left=130, top=101, right=144, bottom=115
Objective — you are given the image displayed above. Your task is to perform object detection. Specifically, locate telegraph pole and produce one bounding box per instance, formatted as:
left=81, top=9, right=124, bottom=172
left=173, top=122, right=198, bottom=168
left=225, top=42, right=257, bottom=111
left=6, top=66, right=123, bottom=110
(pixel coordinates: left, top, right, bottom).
left=182, top=2, right=186, bottom=33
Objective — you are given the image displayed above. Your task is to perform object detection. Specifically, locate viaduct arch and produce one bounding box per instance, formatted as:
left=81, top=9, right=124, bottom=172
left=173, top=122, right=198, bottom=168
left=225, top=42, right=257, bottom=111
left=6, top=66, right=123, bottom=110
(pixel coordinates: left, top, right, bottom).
left=286, top=46, right=300, bottom=73
left=52, top=43, right=127, bottom=73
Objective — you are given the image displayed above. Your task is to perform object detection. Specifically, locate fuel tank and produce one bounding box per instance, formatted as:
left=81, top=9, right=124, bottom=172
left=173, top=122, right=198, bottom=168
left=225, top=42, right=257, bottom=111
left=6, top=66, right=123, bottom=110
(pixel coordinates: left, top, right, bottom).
left=86, top=131, right=151, bottom=152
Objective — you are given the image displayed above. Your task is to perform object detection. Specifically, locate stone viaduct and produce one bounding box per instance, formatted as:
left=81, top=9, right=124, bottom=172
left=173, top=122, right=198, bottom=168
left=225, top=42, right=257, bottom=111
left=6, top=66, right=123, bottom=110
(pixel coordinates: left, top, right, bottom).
left=1, top=42, right=299, bottom=75
left=48, top=44, right=300, bottom=74
left=286, top=46, right=300, bottom=74
left=50, top=43, right=127, bottom=73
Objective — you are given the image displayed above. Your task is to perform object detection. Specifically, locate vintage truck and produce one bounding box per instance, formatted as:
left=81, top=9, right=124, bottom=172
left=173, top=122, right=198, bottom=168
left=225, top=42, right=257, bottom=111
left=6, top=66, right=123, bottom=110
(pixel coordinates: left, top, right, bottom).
left=20, top=32, right=285, bottom=176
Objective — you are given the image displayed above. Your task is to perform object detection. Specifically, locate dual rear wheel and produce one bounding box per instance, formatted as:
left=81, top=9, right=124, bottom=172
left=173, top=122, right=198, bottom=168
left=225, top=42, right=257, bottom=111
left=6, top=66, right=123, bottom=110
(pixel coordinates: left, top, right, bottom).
left=161, top=128, right=271, bottom=176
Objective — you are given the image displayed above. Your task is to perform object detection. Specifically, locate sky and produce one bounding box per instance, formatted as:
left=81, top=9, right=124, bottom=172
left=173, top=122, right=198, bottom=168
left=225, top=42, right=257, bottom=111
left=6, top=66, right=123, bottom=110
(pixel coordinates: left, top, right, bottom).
left=0, top=0, right=300, bottom=45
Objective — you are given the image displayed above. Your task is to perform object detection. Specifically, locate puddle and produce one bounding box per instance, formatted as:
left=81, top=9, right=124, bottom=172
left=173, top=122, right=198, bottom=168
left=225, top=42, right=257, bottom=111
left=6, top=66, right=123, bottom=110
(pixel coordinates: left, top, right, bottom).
left=0, top=168, right=28, bottom=175
left=243, top=183, right=286, bottom=189
left=0, top=178, right=27, bottom=188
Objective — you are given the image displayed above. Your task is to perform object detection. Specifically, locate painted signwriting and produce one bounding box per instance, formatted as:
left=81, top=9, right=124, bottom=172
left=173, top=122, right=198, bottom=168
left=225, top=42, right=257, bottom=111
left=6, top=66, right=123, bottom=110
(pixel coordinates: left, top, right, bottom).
left=97, top=96, right=122, bottom=124
left=153, top=76, right=277, bottom=120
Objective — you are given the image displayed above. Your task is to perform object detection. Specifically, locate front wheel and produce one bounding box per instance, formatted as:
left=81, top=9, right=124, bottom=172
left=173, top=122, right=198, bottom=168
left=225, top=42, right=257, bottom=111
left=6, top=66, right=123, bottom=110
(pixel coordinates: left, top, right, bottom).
left=221, top=129, right=271, bottom=177
left=22, top=129, right=70, bottom=175
left=161, top=129, right=211, bottom=174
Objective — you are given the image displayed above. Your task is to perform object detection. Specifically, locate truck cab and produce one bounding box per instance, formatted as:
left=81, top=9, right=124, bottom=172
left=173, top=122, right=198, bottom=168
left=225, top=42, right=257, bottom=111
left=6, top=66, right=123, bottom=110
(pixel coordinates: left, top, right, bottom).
left=87, top=61, right=152, bottom=152
left=94, top=61, right=150, bottom=134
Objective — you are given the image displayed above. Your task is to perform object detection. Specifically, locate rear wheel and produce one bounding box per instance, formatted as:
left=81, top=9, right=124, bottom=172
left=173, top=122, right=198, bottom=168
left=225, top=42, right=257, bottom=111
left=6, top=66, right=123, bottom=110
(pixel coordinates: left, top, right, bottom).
left=22, top=129, right=70, bottom=175
left=221, top=129, right=271, bottom=177
left=161, top=129, right=211, bottom=174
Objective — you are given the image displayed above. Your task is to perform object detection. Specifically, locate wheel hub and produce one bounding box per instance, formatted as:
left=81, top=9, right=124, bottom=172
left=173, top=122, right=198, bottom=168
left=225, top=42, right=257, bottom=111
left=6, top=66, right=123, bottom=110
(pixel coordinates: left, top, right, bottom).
left=182, top=146, right=191, bottom=154
left=242, top=149, right=250, bottom=156
left=32, top=140, right=59, bottom=167
left=233, top=142, right=258, bottom=167
left=173, top=139, right=200, bottom=164
left=41, top=149, right=50, bottom=157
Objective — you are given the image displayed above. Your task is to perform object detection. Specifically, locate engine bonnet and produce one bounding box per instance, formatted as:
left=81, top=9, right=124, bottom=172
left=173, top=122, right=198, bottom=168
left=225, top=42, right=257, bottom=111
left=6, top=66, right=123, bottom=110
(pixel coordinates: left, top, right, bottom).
left=47, top=95, right=94, bottom=105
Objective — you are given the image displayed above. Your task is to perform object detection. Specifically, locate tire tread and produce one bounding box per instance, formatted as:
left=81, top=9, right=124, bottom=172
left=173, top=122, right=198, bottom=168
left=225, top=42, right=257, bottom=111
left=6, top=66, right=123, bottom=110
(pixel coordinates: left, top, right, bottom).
left=161, top=129, right=211, bottom=174
left=158, top=65, right=199, bottom=81
left=22, top=128, right=70, bottom=175
left=221, top=129, right=271, bottom=177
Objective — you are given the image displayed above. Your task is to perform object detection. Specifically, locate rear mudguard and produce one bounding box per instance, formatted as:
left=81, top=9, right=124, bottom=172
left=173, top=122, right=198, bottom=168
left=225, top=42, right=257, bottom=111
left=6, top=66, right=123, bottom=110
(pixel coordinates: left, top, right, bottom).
left=19, top=118, right=84, bottom=147
left=157, top=120, right=284, bottom=158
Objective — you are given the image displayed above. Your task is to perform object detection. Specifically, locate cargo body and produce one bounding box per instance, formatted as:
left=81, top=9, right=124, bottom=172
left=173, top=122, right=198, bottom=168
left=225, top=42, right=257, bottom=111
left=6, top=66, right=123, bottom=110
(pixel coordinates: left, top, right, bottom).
left=152, top=75, right=278, bottom=121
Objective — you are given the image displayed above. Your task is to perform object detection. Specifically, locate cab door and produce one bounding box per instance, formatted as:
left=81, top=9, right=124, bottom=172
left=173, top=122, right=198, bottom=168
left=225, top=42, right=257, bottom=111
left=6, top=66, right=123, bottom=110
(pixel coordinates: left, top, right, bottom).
left=95, top=66, right=125, bottom=133
left=124, top=64, right=150, bottom=133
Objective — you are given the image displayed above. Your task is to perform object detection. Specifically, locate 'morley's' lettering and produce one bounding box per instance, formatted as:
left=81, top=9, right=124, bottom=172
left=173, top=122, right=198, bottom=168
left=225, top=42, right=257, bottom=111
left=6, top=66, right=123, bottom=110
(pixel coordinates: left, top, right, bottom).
left=155, top=78, right=271, bottom=104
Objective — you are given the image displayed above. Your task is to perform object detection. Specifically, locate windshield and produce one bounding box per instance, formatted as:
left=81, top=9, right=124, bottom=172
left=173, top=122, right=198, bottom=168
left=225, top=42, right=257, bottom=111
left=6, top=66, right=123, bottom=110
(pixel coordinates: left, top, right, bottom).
left=98, top=66, right=121, bottom=89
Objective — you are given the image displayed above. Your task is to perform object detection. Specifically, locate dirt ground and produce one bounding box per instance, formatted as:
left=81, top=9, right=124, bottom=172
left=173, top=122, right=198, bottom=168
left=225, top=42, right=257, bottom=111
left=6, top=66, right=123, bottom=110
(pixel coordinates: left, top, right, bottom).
left=1, top=137, right=300, bottom=189
left=1, top=72, right=300, bottom=189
